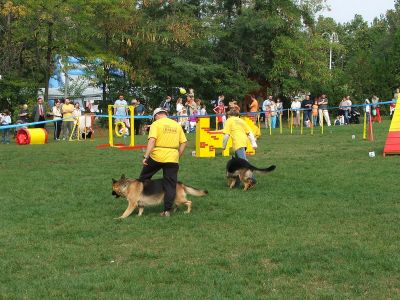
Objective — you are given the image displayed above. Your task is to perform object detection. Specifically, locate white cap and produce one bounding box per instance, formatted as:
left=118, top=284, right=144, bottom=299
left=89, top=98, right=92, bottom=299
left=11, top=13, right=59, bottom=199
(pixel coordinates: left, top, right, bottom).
left=153, top=107, right=168, bottom=118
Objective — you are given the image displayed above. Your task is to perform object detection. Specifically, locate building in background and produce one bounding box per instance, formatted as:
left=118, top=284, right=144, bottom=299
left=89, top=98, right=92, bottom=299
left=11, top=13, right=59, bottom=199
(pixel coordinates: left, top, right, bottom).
left=39, top=56, right=102, bottom=112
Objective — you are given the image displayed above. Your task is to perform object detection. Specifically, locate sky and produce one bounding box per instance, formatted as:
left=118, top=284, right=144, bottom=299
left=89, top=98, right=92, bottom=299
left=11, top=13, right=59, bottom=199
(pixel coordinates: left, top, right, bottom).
left=320, top=0, right=396, bottom=24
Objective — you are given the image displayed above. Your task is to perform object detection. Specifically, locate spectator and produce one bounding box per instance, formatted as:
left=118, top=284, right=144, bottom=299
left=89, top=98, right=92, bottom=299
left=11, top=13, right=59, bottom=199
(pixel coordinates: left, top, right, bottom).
left=371, top=95, right=381, bottom=123
left=185, top=94, right=197, bottom=132
left=72, top=102, right=82, bottom=122
left=200, top=104, right=207, bottom=116
left=114, top=95, right=129, bottom=128
left=18, top=104, right=30, bottom=124
left=72, top=102, right=82, bottom=139
left=132, top=99, right=145, bottom=135
left=139, top=107, right=187, bottom=217
left=160, top=95, right=172, bottom=113
left=1, top=109, right=12, bottom=144
left=334, top=115, right=341, bottom=126
left=318, top=94, right=331, bottom=127
left=345, top=96, right=352, bottom=124
left=213, top=101, right=226, bottom=130
left=176, top=97, right=184, bottom=114
left=195, top=98, right=202, bottom=110
left=390, top=96, right=397, bottom=118
left=62, top=98, right=74, bottom=140
left=262, top=96, right=272, bottom=126
left=312, top=98, right=319, bottom=127
left=52, top=100, right=63, bottom=140
left=291, top=97, right=301, bottom=127
left=365, top=99, right=371, bottom=115
left=229, top=100, right=241, bottom=112
left=301, top=95, right=313, bottom=126
left=178, top=107, right=189, bottom=132
left=249, top=95, right=259, bottom=124
left=276, top=98, right=283, bottom=127
left=338, top=96, right=346, bottom=124
left=32, top=97, right=46, bottom=128
left=270, top=100, right=277, bottom=128
left=188, top=109, right=198, bottom=133
left=185, top=94, right=196, bottom=116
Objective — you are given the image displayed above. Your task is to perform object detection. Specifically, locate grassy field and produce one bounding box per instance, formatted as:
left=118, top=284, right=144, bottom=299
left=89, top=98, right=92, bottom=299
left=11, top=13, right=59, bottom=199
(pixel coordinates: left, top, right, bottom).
left=1, top=120, right=399, bottom=299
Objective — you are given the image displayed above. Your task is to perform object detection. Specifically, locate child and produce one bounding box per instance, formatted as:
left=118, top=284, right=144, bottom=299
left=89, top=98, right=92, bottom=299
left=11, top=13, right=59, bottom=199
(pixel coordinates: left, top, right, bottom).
left=1, top=110, right=12, bottom=144
left=213, top=101, right=225, bottom=130
left=178, top=108, right=189, bottom=132
left=334, top=115, right=341, bottom=126
left=200, top=104, right=207, bottom=116
left=312, top=100, right=319, bottom=127
left=188, top=109, right=198, bottom=133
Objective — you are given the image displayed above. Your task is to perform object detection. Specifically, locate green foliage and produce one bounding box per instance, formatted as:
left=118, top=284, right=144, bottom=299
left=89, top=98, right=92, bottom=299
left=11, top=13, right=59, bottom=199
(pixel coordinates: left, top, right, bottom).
left=1, top=0, right=400, bottom=110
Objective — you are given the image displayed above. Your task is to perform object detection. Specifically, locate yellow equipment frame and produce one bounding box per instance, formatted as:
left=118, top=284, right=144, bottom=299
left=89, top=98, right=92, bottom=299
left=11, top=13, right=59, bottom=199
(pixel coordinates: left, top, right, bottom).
left=108, top=105, right=135, bottom=147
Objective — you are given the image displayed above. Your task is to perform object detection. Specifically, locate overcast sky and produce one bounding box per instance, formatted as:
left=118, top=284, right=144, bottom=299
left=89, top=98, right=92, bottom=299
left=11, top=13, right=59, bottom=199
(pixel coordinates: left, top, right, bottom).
left=320, top=0, right=396, bottom=24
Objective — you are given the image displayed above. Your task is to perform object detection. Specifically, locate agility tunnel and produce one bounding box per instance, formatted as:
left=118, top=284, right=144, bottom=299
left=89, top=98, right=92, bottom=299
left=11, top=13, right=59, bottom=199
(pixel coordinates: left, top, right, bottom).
left=16, top=128, right=48, bottom=145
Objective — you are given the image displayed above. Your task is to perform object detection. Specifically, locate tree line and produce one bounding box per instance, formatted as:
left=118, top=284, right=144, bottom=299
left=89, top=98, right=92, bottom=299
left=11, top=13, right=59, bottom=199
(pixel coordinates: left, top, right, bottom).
left=1, top=0, right=400, bottom=113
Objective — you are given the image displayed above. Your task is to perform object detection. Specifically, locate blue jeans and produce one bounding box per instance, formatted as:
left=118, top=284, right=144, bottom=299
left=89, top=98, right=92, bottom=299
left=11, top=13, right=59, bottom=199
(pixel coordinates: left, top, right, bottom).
left=271, top=116, right=277, bottom=128
left=1, top=128, right=10, bottom=143
left=344, top=110, right=349, bottom=124
left=313, top=116, right=318, bottom=127
left=235, top=147, right=247, bottom=160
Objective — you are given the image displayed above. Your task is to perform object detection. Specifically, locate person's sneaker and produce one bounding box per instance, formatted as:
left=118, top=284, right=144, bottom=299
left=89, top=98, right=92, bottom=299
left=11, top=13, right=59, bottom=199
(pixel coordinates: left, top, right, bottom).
left=160, top=211, right=171, bottom=217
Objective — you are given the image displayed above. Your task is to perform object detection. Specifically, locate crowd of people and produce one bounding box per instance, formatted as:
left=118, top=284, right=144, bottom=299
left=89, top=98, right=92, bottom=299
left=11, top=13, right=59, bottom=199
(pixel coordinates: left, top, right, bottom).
left=1, top=89, right=397, bottom=145
left=0, top=97, right=94, bottom=142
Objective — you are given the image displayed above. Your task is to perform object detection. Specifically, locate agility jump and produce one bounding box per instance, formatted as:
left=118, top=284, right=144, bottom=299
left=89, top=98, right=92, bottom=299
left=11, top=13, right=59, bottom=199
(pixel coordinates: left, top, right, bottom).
left=97, top=104, right=145, bottom=150
left=195, top=117, right=257, bottom=158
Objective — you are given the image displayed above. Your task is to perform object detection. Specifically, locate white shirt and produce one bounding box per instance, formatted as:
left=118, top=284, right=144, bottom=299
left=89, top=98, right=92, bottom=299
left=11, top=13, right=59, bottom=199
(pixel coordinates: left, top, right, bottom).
left=262, top=99, right=271, bottom=111
left=1, top=115, right=11, bottom=125
left=114, top=99, right=128, bottom=116
left=291, top=101, right=301, bottom=110
left=52, top=106, right=62, bottom=119
left=176, top=103, right=183, bottom=113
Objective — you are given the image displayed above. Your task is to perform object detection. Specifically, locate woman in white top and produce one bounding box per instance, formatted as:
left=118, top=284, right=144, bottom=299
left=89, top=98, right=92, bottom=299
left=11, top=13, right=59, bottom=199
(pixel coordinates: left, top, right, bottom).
left=291, top=97, right=301, bottom=126
left=176, top=97, right=183, bottom=114
left=72, top=102, right=82, bottom=122
left=178, top=107, right=189, bottom=132
left=52, top=99, right=63, bottom=140
left=269, top=101, right=277, bottom=128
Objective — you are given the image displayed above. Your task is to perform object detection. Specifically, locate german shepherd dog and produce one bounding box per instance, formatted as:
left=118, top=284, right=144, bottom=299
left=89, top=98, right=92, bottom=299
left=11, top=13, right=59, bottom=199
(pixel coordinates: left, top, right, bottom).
left=112, top=174, right=208, bottom=218
left=226, top=157, right=276, bottom=190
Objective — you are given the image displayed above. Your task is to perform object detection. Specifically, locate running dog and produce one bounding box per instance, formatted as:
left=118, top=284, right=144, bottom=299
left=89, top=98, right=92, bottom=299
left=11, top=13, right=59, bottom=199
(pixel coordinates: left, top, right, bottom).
left=112, top=174, right=208, bottom=218
left=226, top=157, right=276, bottom=190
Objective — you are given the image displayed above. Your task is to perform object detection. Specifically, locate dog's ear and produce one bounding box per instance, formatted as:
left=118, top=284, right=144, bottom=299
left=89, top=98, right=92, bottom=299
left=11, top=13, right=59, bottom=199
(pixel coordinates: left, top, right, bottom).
left=112, top=178, right=117, bottom=183
left=121, top=174, right=126, bottom=180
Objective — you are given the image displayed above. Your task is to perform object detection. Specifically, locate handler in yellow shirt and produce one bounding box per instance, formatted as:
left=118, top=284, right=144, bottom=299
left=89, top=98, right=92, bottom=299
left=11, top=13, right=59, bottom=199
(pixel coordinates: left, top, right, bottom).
left=222, top=109, right=257, bottom=160
left=61, top=98, right=75, bottom=140
left=140, top=107, right=187, bottom=217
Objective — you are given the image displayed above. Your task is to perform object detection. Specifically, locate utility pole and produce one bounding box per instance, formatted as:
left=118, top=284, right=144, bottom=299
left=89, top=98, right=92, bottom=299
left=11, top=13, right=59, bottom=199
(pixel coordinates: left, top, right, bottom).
left=322, top=32, right=339, bottom=70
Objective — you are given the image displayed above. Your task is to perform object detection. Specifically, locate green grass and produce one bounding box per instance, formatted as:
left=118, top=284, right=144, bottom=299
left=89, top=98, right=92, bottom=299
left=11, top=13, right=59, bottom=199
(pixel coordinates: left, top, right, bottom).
left=1, top=121, right=399, bottom=299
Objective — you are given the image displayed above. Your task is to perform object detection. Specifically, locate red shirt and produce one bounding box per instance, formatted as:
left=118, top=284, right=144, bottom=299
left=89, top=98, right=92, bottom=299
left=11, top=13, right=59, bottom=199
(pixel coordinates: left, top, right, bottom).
left=213, top=105, right=225, bottom=122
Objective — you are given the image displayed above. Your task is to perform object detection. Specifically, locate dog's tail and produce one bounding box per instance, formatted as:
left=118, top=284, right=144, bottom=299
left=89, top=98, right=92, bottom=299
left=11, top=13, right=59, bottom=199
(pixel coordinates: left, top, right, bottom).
left=250, top=165, right=276, bottom=173
left=183, top=185, right=208, bottom=197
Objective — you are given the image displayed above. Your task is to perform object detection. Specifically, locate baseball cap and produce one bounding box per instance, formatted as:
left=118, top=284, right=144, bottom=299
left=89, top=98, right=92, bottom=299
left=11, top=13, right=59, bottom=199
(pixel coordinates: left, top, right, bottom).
left=152, top=107, right=168, bottom=118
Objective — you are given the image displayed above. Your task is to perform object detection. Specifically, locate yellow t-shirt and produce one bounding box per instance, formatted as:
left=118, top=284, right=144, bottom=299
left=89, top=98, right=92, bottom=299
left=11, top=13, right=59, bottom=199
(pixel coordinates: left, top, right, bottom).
left=62, top=103, right=75, bottom=122
left=149, top=117, right=187, bottom=163
left=223, top=116, right=251, bottom=151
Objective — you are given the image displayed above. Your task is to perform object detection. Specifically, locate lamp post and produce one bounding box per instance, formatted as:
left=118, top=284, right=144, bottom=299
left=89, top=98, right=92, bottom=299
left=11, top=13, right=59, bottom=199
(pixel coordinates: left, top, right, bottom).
left=322, top=32, right=339, bottom=70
